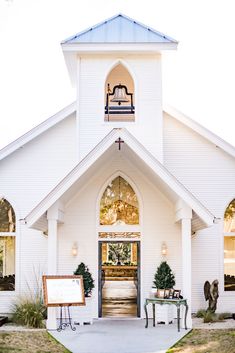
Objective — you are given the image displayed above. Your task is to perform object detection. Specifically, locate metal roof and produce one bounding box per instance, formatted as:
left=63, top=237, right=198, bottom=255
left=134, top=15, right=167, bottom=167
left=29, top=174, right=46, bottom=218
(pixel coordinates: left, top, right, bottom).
left=62, top=13, right=177, bottom=44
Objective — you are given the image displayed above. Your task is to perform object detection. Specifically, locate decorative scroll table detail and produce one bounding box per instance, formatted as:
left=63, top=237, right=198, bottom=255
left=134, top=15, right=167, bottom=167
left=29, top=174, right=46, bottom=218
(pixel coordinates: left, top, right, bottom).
left=144, top=298, right=188, bottom=332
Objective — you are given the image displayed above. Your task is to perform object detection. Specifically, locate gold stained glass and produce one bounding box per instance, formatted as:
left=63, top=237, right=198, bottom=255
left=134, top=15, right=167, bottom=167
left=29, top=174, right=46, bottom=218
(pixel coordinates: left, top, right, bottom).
left=99, top=232, right=140, bottom=239
left=0, top=198, right=15, bottom=232
left=224, top=200, right=235, bottom=291
left=100, top=177, right=139, bottom=225
left=0, top=236, right=15, bottom=291
left=224, top=199, right=235, bottom=232
left=224, top=236, right=235, bottom=291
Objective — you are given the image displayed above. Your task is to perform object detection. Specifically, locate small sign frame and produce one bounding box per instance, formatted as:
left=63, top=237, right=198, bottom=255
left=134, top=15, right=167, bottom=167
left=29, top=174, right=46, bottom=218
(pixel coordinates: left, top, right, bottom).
left=42, top=275, right=85, bottom=307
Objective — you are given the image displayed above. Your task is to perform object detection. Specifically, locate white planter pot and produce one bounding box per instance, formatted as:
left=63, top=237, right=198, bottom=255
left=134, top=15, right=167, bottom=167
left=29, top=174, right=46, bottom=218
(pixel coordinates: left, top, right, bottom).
left=72, top=297, right=94, bottom=325
left=149, top=287, right=158, bottom=298
left=155, top=304, right=174, bottom=325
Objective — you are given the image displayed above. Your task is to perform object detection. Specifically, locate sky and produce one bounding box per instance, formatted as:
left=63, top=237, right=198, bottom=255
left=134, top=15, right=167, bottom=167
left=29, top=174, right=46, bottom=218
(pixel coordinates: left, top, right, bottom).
left=0, top=0, right=235, bottom=149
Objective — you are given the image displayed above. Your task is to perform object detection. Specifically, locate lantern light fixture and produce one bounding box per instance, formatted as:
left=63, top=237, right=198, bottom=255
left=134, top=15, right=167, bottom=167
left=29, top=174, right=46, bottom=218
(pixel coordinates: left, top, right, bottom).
left=72, top=242, right=78, bottom=257
left=161, top=242, right=168, bottom=256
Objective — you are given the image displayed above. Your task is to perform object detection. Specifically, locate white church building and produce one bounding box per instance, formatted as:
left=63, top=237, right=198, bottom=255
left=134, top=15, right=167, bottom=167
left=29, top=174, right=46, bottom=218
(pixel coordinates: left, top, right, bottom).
left=1, top=14, right=235, bottom=330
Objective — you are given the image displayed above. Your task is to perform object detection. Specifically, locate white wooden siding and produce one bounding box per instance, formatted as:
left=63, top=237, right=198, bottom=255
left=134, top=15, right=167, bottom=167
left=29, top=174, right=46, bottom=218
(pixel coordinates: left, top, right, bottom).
left=164, top=112, right=235, bottom=312
left=0, top=114, right=77, bottom=313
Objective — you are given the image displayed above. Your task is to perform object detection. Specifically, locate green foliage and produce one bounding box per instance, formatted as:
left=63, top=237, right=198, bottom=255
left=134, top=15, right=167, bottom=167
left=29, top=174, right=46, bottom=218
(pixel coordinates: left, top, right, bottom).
left=195, top=309, right=231, bottom=323
left=102, top=261, right=114, bottom=266
left=203, top=311, right=231, bottom=323
left=11, top=268, right=47, bottom=328
left=203, top=311, right=217, bottom=323
left=108, top=243, right=131, bottom=264
left=74, top=262, right=95, bottom=297
left=218, top=312, right=231, bottom=320
left=153, top=261, right=175, bottom=289
left=195, top=309, right=207, bottom=318
left=12, top=297, right=46, bottom=328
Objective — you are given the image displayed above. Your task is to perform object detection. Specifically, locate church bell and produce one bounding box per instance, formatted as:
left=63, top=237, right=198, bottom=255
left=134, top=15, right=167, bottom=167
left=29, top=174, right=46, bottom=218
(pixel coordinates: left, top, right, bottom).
left=110, top=84, right=129, bottom=104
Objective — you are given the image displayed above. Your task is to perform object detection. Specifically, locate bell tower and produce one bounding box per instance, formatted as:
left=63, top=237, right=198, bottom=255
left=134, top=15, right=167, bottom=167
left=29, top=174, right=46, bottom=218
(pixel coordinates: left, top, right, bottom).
left=61, top=14, right=178, bottom=162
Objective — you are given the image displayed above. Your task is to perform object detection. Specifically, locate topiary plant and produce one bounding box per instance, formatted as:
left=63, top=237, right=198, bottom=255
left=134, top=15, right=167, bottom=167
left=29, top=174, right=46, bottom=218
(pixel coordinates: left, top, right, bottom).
left=74, top=262, right=95, bottom=297
left=153, top=261, right=175, bottom=289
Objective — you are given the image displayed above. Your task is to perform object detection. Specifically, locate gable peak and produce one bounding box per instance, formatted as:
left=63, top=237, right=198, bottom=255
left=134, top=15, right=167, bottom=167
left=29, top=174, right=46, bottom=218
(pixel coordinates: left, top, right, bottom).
left=61, top=13, right=177, bottom=44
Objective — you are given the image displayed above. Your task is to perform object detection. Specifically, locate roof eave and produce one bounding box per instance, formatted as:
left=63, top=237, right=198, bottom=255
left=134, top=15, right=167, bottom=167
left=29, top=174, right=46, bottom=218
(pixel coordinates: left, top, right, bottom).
left=25, top=128, right=216, bottom=231
left=0, top=102, right=76, bottom=162
left=61, top=42, right=178, bottom=54
left=164, top=105, right=235, bottom=159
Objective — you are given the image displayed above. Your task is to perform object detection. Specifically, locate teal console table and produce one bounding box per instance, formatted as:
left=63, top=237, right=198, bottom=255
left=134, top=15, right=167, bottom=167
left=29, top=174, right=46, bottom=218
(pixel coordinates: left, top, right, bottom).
left=144, top=298, right=188, bottom=332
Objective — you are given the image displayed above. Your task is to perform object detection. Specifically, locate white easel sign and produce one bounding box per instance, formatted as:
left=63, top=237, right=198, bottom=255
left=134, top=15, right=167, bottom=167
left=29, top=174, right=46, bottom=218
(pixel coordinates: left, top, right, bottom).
left=42, top=275, right=85, bottom=307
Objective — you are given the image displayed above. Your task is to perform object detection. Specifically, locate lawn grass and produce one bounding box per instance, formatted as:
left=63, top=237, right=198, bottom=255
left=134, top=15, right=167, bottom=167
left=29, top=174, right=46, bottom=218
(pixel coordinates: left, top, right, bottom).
left=0, top=331, right=71, bottom=353
left=167, top=329, right=235, bottom=353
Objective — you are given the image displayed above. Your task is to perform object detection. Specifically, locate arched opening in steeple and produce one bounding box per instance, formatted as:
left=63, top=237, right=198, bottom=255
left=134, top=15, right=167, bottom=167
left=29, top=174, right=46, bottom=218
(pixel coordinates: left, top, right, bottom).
left=104, top=63, right=135, bottom=122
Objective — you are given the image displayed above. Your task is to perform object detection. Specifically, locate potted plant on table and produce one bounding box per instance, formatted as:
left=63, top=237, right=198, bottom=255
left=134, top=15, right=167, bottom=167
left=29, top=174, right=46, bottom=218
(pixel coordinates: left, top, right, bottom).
left=153, top=261, right=175, bottom=295
left=152, top=261, right=176, bottom=324
left=73, top=262, right=95, bottom=324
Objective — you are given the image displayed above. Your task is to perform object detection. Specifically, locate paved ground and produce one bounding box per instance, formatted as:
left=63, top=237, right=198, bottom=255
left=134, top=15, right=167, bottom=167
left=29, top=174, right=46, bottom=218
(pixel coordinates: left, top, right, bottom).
left=51, top=319, right=189, bottom=353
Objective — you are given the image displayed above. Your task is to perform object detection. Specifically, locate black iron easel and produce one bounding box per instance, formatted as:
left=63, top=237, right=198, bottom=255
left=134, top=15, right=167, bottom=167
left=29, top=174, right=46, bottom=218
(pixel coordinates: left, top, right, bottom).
left=57, top=305, right=76, bottom=331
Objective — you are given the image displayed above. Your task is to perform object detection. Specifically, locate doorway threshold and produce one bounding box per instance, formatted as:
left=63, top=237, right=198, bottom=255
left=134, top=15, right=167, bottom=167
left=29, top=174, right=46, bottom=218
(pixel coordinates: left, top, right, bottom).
left=99, top=317, right=141, bottom=321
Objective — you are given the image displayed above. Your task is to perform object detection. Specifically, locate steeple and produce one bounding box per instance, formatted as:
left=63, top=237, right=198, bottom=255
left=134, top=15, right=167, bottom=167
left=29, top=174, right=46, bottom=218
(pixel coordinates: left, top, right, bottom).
left=61, top=15, right=178, bottom=162
left=61, top=14, right=178, bottom=86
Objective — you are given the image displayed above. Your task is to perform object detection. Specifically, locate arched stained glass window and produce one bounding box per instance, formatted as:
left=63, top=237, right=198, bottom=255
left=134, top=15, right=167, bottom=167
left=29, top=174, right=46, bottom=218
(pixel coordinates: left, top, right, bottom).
left=0, top=198, right=15, bottom=232
left=0, top=198, right=15, bottom=291
left=224, top=199, right=235, bottom=232
left=100, top=176, right=139, bottom=225
left=224, top=199, right=235, bottom=291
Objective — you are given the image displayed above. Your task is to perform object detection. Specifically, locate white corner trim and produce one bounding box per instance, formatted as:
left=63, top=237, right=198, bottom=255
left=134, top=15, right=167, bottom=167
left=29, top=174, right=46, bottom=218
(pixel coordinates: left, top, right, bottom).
left=164, top=105, right=235, bottom=159
left=175, top=199, right=192, bottom=222
left=0, top=102, right=76, bottom=161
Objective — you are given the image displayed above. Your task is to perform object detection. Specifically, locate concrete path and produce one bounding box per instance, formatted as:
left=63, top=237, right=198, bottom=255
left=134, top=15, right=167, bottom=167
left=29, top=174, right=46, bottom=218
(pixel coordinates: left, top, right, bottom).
left=51, top=319, right=190, bottom=353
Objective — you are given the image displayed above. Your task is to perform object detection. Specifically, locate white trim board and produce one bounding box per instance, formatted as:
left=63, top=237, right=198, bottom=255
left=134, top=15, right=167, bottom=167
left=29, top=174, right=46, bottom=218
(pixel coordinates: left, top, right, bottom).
left=0, top=102, right=76, bottom=162
left=24, top=128, right=216, bottom=230
left=164, top=105, right=235, bottom=159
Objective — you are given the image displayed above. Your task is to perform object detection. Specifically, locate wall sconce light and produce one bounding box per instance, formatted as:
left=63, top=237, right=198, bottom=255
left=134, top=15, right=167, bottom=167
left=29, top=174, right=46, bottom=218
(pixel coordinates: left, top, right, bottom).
left=161, top=242, right=168, bottom=256
left=72, top=242, right=78, bottom=257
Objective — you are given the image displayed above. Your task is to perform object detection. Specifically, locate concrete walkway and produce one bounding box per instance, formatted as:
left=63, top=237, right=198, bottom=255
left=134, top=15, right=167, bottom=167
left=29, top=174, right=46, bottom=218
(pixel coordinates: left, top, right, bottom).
left=51, top=319, right=190, bottom=353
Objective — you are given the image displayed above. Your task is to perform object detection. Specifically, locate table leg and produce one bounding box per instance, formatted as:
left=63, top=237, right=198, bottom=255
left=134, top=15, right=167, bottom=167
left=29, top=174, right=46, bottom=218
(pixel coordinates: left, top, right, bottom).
left=144, top=303, right=148, bottom=328
left=153, top=303, right=155, bottom=327
left=184, top=303, right=188, bottom=330
left=177, top=306, right=180, bottom=332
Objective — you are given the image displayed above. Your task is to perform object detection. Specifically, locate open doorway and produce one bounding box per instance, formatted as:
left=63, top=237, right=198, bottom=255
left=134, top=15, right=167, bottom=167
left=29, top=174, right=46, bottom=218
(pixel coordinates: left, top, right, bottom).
left=98, top=241, right=140, bottom=318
